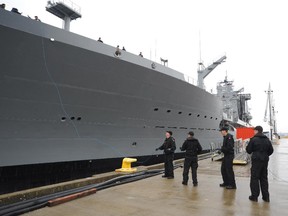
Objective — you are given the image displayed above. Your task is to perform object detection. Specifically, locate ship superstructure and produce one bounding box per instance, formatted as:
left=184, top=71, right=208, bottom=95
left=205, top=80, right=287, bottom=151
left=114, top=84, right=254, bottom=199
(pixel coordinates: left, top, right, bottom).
left=216, top=77, right=252, bottom=128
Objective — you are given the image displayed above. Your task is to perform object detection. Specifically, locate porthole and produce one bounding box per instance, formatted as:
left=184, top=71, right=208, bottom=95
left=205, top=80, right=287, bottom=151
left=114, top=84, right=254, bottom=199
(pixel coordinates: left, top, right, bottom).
left=204, top=116, right=207, bottom=118
left=70, top=117, right=75, bottom=120
left=167, top=110, right=171, bottom=113
left=188, top=113, right=192, bottom=116
left=178, top=111, right=182, bottom=114
left=61, top=117, right=66, bottom=122
left=77, top=117, right=82, bottom=121
left=154, top=108, right=159, bottom=111
left=197, top=114, right=200, bottom=117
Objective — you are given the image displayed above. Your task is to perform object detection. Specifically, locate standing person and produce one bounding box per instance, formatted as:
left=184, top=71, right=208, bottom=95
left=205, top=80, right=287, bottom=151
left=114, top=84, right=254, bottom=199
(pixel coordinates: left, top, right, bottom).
left=246, top=125, right=274, bottom=202
left=219, top=127, right=237, bottom=189
left=180, top=131, right=202, bottom=186
left=156, top=131, right=176, bottom=179
left=34, top=16, right=41, bottom=21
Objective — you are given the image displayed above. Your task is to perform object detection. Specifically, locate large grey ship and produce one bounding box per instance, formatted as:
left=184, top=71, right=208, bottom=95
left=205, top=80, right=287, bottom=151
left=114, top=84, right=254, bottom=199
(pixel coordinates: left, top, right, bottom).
left=0, top=2, right=251, bottom=194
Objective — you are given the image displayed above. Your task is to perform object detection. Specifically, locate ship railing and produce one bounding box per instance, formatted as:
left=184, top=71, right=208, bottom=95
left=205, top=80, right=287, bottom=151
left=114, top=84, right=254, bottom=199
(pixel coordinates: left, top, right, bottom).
left=210, top=141, right=222, bottom=161
left=183, top=74, right=195, bottom=85
left=210, top=138, right=251, bottom=163
left=234, top=138, right=251, bottom=163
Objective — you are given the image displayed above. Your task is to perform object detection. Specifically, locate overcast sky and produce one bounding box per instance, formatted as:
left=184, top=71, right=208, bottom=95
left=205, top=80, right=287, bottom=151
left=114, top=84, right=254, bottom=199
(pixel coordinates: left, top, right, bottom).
left=5, top=0, right=288, bottom=132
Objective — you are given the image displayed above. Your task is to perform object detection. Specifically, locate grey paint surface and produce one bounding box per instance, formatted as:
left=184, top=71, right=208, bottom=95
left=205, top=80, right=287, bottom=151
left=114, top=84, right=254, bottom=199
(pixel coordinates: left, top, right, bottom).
left=0, top=10, right=223, bottom=166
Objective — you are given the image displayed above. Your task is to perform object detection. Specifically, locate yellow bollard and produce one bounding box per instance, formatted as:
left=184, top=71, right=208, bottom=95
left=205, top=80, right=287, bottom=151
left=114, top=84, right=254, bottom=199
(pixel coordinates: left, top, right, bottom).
left=115, top=157, right=137, bottom=172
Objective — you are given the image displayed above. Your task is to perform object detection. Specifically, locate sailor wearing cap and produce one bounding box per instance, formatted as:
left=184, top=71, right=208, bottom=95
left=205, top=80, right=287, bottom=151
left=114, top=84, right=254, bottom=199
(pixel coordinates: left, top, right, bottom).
left=219, top=126, right=237, bottom=189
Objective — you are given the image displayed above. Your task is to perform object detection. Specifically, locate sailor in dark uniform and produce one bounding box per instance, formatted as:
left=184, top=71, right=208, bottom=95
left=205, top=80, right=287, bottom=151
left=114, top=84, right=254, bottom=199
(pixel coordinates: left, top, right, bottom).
left=11, top=7, right=21, bottom=14
left=180, top=131, right=202, bottom=186
left=246, top=125, right=274, bottom=202
left=219, top=127, right=236, bottom=189
left=156, top=131, right=176, bottom=179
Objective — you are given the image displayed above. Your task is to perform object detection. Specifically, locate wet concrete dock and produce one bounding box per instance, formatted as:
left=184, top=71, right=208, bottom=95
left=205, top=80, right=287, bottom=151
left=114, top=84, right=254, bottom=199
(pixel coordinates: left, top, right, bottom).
left=21, top=138, right=288, bottom=215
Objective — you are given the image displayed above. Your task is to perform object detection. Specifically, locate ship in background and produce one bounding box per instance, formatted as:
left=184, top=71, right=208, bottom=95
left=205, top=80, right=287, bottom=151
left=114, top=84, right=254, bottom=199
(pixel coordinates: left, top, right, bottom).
left=0, top=1, right=251, bottom=194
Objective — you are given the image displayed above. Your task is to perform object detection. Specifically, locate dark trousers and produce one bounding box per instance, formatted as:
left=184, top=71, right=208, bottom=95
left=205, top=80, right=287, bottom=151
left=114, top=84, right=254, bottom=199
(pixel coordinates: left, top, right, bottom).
left=221, top=154, right=236, bottom=186
left=250, top=160, right=269, bottom=199
left=164, top=154, right=174, bottom=177
left=183, top=156, right=198, bottom=184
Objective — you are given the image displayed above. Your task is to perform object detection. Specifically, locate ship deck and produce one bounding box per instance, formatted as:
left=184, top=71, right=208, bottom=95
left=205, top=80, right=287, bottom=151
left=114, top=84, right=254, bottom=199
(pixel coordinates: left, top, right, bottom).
left=3, top=139, right=288, bottom=216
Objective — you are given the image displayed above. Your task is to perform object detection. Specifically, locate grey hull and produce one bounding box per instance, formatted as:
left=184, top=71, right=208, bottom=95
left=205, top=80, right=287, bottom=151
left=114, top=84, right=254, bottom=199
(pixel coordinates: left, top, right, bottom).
left=0, top=10, right=222, bottom=168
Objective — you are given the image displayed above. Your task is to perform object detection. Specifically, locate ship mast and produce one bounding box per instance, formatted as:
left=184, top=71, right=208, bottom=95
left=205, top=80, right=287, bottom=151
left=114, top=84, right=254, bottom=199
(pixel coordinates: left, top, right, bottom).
left=46, top=0, right=82, bottom=31
left=264, top=83, right=277, bottom=140
left=197, top=56, right=226, bottom=89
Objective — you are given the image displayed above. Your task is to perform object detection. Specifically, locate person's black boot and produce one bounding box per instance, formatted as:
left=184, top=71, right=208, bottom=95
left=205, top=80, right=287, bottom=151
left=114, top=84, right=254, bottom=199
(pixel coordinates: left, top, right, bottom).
left=249, top=196, right=258, bottom=202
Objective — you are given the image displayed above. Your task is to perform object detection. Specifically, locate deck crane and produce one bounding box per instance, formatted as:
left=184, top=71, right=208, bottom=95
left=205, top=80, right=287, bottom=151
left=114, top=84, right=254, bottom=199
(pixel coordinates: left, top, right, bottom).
left=197, top=55, right=227, bottom=89
left=264, top=83, right=277, bottom=140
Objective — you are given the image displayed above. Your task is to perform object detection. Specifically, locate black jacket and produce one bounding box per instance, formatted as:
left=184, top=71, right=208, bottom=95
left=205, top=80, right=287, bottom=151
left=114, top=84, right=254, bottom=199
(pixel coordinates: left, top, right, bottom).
left=158, top=137, right=176, bottom=155
left=180, top=137, right=202, bottom=157
left=221, top=133, right=235, bottom=155
left=246, top=133, right=274, bottom=161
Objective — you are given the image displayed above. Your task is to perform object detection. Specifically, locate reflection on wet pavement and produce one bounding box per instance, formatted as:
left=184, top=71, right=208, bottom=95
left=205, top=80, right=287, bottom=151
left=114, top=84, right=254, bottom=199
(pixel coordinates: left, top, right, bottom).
left=23, top=139, right=288, bottom=216
left=269, top=138, right=288, bottom=183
